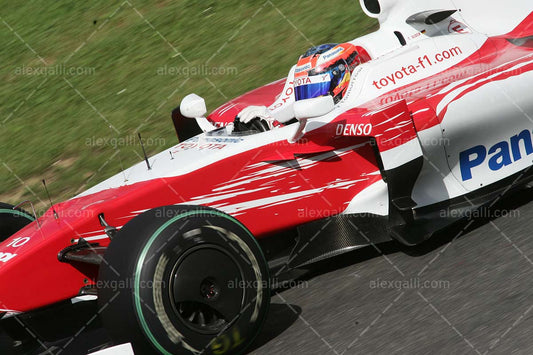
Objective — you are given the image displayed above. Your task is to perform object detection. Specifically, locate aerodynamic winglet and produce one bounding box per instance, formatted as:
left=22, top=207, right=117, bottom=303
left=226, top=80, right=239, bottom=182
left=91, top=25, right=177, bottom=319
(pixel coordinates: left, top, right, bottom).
left=406, top=9, right=457, bottom=25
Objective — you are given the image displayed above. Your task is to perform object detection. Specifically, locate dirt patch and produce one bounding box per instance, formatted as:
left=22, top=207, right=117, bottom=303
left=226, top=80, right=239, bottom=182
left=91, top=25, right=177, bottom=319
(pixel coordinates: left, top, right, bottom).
left=52, top=157, right=77, bottom=169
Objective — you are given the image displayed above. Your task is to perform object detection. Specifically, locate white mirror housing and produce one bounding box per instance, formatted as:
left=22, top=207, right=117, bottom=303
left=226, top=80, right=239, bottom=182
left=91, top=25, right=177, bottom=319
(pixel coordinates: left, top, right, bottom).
left=293, top=96, right=335, bottom=120
left=180, top=93, right=207, bottom=118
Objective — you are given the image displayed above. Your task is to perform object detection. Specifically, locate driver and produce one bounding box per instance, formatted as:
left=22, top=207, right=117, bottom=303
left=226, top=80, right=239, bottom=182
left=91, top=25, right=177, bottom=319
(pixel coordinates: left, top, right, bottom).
left=237, top=42, right=371, bottom=128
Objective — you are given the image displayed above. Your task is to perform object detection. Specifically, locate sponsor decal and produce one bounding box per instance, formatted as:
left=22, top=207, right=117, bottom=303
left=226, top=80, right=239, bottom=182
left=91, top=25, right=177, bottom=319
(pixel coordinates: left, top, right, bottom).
left=372, top=47, right=463, bottom=90
left=174, top=142, right=227, bottom=151
left=378, top=67, right=474, bottom=105
left=204, top=137, right=244, bottom=144
left=336, top=123, right=373, bottom=136
left=173, top=136, right=242, bottom=151
left=295, top=63, right=312, bottom=74
left=295, top=77, right=312, bottom=87
left=294, top=75, right=331, bottom=87
left=459, top=129, right=533, bottom=181
left=408, top=31, right=423, bottom=40
left=448, top=20, right=470, bottom=34
left=321, top=47, right=344, bottom=61
left=0, top=252, right=17, bottom=263
left=270, top=84, right=294, bottom=110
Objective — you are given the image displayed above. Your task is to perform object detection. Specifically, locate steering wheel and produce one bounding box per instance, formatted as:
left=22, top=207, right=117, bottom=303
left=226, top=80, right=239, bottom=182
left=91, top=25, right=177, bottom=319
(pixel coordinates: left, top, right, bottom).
left=233, top=116, right=270, bottom=133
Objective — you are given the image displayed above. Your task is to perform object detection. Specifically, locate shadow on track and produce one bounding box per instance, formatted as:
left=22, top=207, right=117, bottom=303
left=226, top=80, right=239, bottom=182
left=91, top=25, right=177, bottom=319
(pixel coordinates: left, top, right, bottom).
left=298, top=186, right=533, bottom=280
left=247, top=303, right=301, bottom=353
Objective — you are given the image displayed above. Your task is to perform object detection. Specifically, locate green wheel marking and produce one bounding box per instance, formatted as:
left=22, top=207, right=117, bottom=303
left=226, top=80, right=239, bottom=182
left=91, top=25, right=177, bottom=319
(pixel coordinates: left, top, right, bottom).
left=133, top=209, right=255, bottom=355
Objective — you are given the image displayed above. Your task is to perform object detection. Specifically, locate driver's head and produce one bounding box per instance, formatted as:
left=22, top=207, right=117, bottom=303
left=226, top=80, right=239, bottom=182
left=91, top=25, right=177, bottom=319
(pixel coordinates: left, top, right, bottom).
left=294, top=43, right=370, bottom=104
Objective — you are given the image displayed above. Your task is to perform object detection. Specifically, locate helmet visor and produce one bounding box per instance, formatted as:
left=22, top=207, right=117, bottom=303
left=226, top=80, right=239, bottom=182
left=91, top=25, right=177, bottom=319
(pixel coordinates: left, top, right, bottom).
left=294, top=74, right=332, bottom=101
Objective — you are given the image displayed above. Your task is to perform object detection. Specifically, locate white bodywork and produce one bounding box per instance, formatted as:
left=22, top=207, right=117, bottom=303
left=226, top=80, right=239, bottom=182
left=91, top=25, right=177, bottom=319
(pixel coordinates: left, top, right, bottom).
left=357, top=0, right=532, bottom=57
left=79, top=0, right=533, bottom=217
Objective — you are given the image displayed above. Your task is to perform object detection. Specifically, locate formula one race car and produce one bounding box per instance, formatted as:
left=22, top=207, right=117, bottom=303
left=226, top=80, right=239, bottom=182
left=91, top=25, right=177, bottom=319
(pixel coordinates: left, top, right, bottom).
left=2, top=0, right=533, bottom=354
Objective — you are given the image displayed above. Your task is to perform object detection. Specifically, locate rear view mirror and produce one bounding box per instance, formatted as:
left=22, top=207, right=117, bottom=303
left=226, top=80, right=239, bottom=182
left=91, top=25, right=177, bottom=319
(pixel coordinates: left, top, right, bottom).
left=180, top=94, right=207, bottom=118
left=293, top=96, right=335, bottom=120
left=173, top=94, right=216, bottom=141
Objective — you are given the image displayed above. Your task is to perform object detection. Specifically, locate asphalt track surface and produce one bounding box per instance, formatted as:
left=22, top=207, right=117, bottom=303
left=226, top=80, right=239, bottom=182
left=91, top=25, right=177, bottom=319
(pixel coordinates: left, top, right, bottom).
left=2, top=187, right=533, bottom=355
left=249, top=187, right=533, bottom=355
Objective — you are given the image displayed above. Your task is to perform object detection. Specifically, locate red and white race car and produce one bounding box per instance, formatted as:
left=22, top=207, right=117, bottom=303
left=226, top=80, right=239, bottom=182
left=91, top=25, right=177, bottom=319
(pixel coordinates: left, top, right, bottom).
left=1, top=0, right=533, bottom=354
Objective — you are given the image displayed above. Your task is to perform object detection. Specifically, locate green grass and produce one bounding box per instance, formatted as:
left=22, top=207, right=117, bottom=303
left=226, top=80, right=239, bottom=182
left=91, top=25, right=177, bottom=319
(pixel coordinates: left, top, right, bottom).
left=0, top=0, right=377, bottom=207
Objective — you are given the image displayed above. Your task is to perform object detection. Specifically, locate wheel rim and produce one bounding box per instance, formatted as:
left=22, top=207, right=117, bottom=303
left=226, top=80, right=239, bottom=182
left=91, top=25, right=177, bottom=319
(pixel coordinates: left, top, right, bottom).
left=170, top=244, right=245, bottom=334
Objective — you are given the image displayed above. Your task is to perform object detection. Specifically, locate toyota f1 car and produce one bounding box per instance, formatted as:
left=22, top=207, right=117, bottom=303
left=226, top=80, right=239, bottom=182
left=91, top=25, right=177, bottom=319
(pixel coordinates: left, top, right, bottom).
left=2, top=0, right=533, bottom=354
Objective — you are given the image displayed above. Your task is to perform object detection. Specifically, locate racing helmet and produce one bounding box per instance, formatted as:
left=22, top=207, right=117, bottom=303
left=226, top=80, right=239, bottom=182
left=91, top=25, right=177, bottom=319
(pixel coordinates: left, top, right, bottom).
left=294, top=43, right=369, bottom=104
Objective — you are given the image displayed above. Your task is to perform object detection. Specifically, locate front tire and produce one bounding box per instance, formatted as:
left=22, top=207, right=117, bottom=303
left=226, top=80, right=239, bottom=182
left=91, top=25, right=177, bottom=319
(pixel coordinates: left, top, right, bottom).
left=0, top=202, right=35, bottom=242
left=98, top=205, right=270, bottom=355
